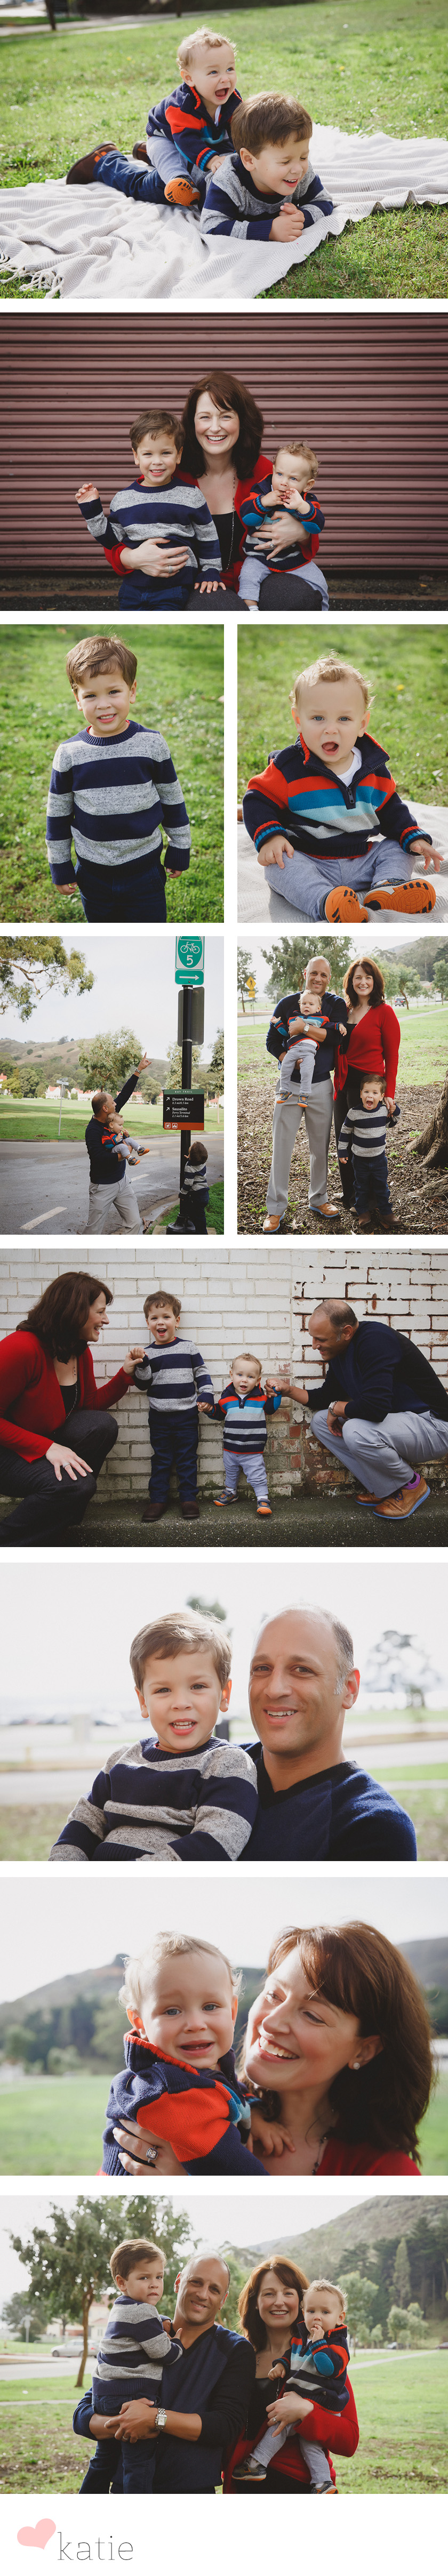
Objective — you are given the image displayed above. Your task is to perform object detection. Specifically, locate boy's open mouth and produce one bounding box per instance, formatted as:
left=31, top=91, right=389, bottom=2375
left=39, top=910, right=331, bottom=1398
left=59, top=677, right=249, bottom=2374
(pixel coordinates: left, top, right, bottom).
left=165, top=1717, right=201, bottom=1735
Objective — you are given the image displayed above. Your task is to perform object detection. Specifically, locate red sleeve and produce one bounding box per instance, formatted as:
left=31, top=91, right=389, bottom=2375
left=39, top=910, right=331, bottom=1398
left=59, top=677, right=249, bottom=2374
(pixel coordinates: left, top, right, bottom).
left=246, top=758, right=291, bottom=811
left=380, top=1003, right=401, bottom=1098
left=0, top=1333, right=50, bottom=1459
left=103, top=542, right=125, bottom=576
left=305, top=2379, right=359, bottom=2457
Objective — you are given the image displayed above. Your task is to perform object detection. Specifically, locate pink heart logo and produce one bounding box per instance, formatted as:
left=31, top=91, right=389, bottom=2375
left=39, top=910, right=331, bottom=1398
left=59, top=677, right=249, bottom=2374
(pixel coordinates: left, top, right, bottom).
left=17, top=2525, right=56, bottom=2553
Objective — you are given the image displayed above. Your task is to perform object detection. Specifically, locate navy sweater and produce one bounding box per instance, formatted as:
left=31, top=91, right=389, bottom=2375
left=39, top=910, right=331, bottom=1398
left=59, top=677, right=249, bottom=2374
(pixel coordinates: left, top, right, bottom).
left=46, top=721, right=190, bottom=885
left=79, top=474, right=221, bottom=611
left=243, top=730, right=428, bottom=862
left=307, top=1319, right=448, bottom=1424
left=134, top=1334, right=214, bottom=1415
left=286, top=2321, right=349, bottom=2411
left=85, top=1071, right=139, bottom=1185
left=101, top=2033, right=265, bottom=2178
left=74, top=2328, right=256, bottom=2495
left=241, top=1745, right=417, bottom=1861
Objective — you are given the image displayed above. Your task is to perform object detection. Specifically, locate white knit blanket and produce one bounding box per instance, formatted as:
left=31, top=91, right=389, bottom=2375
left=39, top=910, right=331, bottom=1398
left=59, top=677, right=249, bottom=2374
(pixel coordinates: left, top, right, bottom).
left=0, top=125, right=446, bottom=302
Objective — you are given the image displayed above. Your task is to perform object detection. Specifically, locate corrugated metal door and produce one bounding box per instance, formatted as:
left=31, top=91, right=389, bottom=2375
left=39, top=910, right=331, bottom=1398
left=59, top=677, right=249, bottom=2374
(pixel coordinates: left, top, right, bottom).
left=1, top=313, right=447, bottom=568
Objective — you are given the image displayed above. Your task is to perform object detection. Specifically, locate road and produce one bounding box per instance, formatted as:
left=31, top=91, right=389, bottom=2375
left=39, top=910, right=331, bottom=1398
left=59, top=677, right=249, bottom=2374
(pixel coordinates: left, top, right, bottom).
left=0, top=1135, right=223, bottom=1234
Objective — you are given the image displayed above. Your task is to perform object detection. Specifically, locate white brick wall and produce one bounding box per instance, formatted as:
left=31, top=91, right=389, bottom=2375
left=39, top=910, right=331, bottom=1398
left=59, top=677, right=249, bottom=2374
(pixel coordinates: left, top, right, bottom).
left=1, top=1247, right=447, bottom=1497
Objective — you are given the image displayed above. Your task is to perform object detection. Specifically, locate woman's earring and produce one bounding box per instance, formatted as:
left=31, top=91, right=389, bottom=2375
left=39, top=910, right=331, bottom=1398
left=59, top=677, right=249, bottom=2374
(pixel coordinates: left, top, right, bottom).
left=352, top=2059, right=361, bottom=2070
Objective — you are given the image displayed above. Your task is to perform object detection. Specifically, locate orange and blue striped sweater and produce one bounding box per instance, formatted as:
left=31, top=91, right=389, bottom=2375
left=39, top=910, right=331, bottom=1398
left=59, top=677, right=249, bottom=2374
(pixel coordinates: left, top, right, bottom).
left=101, top=2031, right=266, bottom=2176
left=243, top=730, right=429, bottom=862
left=146, top=81, right=241, bottom=178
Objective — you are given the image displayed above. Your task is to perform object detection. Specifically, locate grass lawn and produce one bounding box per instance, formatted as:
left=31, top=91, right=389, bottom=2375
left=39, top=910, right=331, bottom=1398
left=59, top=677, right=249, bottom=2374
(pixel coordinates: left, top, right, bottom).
left=0, top=624, right=223, bottom=924
left=418, top=2069, right=448, bottom=2175
left=0, top=1805, right=68, bottom=1859
left=0, top=1100, right=222, bottom=1141
left=156, top=1177, right=224, bottom=1232
left=237, top=619, right=448, bottom=806
left=0, top=3, right=447, bottom=299
left=0, top=2354, right=446, bottom=2491
left=238, top=1007, right=448, bottom=1091
left=237, top=1007, right=448, bottom=1236
left=0, top=2072, right=109, bottom=2174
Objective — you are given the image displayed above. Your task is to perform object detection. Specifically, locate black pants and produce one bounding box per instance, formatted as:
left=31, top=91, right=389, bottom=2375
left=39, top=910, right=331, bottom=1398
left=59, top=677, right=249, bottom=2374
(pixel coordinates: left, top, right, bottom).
left=148, top=1411, right=199, bottom=1505
left=258, top=571, right=324, bottom=610
left=79, top=2438, right=122, bottom=2494
left=353, top=1150, right=391, bottom=1215
left=0, top=1410, right=118, bottom=1545
left=334, top=1070, right=365, bottom=1206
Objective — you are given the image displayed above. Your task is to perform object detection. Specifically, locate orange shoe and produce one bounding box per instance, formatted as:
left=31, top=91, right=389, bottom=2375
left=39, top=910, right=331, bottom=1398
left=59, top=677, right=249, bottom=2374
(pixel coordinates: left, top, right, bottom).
left=324, top=888, right=370, bottom=923
left=257, top=1501, right=272, bottom=1516
left=365, top=881, right=436, bottom=914
left=165, top=175, right=201, bottom=206
left=374, top=1475, right=430, bottom=1519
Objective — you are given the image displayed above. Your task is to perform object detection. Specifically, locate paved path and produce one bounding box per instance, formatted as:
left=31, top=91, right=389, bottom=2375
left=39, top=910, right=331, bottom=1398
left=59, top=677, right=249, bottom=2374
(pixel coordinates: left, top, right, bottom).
left=0, top=1134, right=223, bottom=1233
left=7, top=1491, right=442, bottom=1548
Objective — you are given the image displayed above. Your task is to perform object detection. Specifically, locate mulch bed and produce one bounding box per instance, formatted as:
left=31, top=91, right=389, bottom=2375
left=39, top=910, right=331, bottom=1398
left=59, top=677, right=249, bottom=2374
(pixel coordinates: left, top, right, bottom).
left=238, top=1074, right=448, bottom=1235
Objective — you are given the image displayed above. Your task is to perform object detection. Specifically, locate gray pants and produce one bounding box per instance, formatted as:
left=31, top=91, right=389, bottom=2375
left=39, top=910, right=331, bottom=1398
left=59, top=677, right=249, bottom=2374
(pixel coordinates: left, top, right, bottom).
left=239, top=555, right=329, bottom=609
left=223, top=1449, right=269, bottom=1503
left=86, top=1174, right=143, bottom=1235
left=266, top=1076, right=334, bottom=1216
left=311, top=1405, right=448, bottom=1498
left=253, top=2422, right=331, bottom=2488
left=149, top=135, right=190, bottom=180
left=262, top=836, right=418, bottom=921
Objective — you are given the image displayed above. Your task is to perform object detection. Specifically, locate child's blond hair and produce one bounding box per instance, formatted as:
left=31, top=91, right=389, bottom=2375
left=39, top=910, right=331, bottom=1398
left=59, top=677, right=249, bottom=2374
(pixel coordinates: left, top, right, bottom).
left=303, top=2276, right=347, bottom=2314
left=231, top=1351, right=262, bottom=1374
left=276, top=438, right=318, bottom=482
left=119, top=1931, right=242, bottom=2017
left=291, top=651, right=371, bottom=717
left=129, top=1608, right=231, bottom=1692
left=177, top=25, right=235, bottom=74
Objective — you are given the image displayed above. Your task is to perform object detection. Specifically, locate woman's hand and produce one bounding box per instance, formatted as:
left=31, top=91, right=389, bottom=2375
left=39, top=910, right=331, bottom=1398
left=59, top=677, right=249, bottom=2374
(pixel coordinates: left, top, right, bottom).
left=113, top=2117, right=185, bottom=2175
left=121, top=540, right=190, bottom=576
left=252, top=510, right=305, bottom=556
left=46, top=1443, right=90, bottom=1483
left=122, top=1346, right=146, bottom=1378
left=266, top=2391, right=314, bottom=2427
left=257, top=834, right=294, bottom=871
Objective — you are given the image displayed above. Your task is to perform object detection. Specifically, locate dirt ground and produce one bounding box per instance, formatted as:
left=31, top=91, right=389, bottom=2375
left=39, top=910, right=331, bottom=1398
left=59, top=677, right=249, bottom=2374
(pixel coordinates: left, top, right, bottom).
left=2, top=570, right=447, bottom=611
left=238, top=1074, right=448, bottom=1234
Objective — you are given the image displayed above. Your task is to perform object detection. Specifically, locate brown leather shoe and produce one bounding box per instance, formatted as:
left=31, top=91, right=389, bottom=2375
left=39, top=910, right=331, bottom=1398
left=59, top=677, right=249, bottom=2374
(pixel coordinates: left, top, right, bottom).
left=181, top=1500, right=200, bottom=1519
left=374, top=1477, right=430, bottom=1520
left=132, top=141, right=149, bottom=161
left=262, top=1213, right=283, bottom=1232
left=66, top=144, right=116, bottom=184
left=141, top=1498, right=167, bottom=1523
left=315, top=1200, right=339, bottom=1219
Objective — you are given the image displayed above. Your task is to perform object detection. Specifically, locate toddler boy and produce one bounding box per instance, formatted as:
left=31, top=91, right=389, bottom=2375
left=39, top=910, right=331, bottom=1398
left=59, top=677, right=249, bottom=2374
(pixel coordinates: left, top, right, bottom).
left=101, top=1931, right=286, bottom=2178
left=243, top=650, right=443, bottom=922
left=76, top=408, right=221, bottom=612
left=67, top=28, right=239, bottom=214
left=214, top=1352, right=282, bottom=1517
left=133, top=1286, right=213, bottom=1523
left=86, top=2237, right=179, bottom=2497
left=234, top=2278, right=349, bottom=2491
left=46, top=633, right=190, bottom=924
left=338, top=1074, right=394, bottom=1229
left=201, top=96, right=334, bottom=245
left=49, top=1608, right=258, bottom=1863
left=102, top=1113, right=151, bottom=1168
left=239, top=440, right=329, bottom=611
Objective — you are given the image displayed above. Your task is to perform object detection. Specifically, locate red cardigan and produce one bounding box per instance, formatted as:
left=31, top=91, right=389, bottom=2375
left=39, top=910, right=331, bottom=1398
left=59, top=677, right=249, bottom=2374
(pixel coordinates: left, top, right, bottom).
left=319, top=2136, right=419, bottom=2175
left=334, top=1001, right=401, bottom=1100
left=224, top=2376, right=359, bottom=2491
left=0, top=1331, right=129, bottom=1462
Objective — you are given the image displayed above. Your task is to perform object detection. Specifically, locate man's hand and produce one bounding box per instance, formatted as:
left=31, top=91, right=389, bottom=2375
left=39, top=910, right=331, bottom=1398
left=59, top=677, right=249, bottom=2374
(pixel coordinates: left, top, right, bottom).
left=89, top=2412, right=122, bottom=2440
left=327, top=1399, right=348, bottom=1437
left=137, top=1053, right=151, bottom=1074
left=270, top=204, right=305, bottom=241
left=409, top=838, right=444, bottom=873
left=75, top=481, right=100, bottom=503
left=118, top=2401, right=158, bottom=2443
left=257, top=834, right=294, bottom=870
left=122, top=1346, right=146, bottom=1378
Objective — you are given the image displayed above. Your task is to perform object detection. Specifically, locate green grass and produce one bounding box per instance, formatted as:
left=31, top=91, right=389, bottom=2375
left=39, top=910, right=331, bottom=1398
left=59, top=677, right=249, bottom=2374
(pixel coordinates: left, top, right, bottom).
left=0, top=623, right=223, bottom=924
left=238, top=1007, right=448, bottom=1092
left=1, top=2059, right=445, bottom=2176
left=0, top=1099, right=222, bottom=1141
left=237, top=619, right=448, bottom=804
left=0, top=4, right=447, bottom=299
left=0, top=1806, right=69, bottom=1861
left=156, top=1177, right=224, bottom=1232
left=0, top=2354, right=446, bottom=2492
left=418, top=2070, right=448, bottom=2175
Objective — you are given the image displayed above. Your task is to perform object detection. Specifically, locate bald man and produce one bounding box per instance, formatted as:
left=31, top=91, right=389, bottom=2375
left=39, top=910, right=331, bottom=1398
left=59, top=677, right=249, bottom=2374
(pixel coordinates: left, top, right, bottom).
left=263, top=956, right=347, bottom=1232
left=240, top=1606, right=417, bottom=1859
left=74, top=2253, right=254, bottom=2495
left=288, top=1297, right=448, bottom=1523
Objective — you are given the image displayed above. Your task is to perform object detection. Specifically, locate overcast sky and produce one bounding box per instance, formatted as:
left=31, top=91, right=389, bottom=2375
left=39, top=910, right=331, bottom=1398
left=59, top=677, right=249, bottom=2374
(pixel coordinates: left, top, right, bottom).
left=0, top=2187, right=373, bottom=2304
left=0, top=1873, right=446, bottom=2007
left=2, top=933, right=223, bottom=1064
left=2, top=1556, right=447, bottom=1719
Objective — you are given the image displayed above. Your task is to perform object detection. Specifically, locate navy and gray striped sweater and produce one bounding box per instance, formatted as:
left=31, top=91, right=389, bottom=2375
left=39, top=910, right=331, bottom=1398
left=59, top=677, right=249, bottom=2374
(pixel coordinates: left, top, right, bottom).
left=134, top=1334, right=214, bottom=1414
left=201, top=154, right=334, bottom=241
left=92, top=2293, right=179, bottom=2412
left=213, top=1382, right=282, bottom=1456
left=49, top=1732, right=259, bottom=1862
left=46, top=722, right=190, bottom=887
left=101, top=2034, right=266, bottom=2179
left=79, top=475, right=221, bottom=609
left=338, top=1101, right=389, bottom=1162
left=241, top=481, right=324, bottom=571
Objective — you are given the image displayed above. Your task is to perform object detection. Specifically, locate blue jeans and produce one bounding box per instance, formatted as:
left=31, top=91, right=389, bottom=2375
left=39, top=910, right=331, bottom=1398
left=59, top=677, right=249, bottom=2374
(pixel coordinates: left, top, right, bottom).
left=148, top=1411, right=199, bottom=1505
left=262, top=838, right=415, bottom=921
left=352, top=1150, right=391, bottom=1214
left=79, top=2438, right=121, bottom=2494
left=96, top=149, right=165, bottom=203
left=121, top=2439, right=157, bottom=2493
left=74, top=859, right=167, bottom=922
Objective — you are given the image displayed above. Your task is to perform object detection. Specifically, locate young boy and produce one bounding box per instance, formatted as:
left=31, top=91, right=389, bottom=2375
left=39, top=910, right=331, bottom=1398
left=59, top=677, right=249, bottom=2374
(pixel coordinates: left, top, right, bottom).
left=243, top=650, right=443, bottom=923
left=46, top=634, right=190, bottom=925
left=132, top=1287, right=213, bottom=1523
left=338, top=1074, right=395, bottom=1229
left=49, top=1608, right=258, bottom=1863
left=66, top=28, right=240, bottom=214
left=234, top=2278, right=349, bottom=2491
left=167, top=1140, right=210, bottom=1235
left=75, top=409, right=221, bottom=612
left=239, top=440, right=329, bottom=611
left=201, top=96, right=334, bottom=245
left=213, top=1353, right=282, bottom=1518
left=101, top=1933, right=288, bottom=2178
left=84, top=2237, right=179, bottom=2496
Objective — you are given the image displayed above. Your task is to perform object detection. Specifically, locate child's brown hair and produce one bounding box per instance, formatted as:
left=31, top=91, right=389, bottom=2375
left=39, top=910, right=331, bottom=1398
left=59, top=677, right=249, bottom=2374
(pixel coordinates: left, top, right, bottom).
left=231, top=95, right=313, bottom=155
left=66, top=635, right=137, bottom=693
left=130, top=1608, right=231, bottom=1692
left=188, top=1140, right=209, bottom=1164
left=109, top=2238, right=164, bottom=2285
left=143, top=1288, right=182, bottom=1322
left=130, top=408, right=183, bottom=455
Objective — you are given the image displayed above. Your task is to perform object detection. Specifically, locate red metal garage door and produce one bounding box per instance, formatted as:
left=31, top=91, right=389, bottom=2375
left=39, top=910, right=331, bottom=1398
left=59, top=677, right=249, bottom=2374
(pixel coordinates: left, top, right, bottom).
left=1, top=312, right=447, bottom=568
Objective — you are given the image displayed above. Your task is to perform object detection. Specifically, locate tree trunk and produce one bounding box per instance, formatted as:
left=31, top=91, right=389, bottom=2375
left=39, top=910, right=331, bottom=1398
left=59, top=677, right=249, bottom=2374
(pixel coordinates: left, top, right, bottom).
left=75, top=2291, right=90, bottom=2388
left=45, top=1, right=57, bottom=28
left=412, top=1065, right=448, bottom=1169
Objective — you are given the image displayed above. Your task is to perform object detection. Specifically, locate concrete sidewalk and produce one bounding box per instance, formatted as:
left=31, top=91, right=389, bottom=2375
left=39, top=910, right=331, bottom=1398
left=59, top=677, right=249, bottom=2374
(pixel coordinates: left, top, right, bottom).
left=2, top=1491, right=443, bottom=1548
left=0, top=1133, right=223, bottom=1234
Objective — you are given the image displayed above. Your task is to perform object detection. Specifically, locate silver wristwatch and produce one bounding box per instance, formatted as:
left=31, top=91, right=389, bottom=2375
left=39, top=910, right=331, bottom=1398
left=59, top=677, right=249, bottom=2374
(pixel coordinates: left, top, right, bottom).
left=155, top=2406, right=167, bottom=2430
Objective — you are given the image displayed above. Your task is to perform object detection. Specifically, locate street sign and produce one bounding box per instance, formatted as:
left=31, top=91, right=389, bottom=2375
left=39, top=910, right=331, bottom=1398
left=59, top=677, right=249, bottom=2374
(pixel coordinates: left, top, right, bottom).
left=175, top=935, right=205, bottom=986
left=163, top=1089, right=205, bottom=1131
left=246, top=976, right=256, bottom=995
